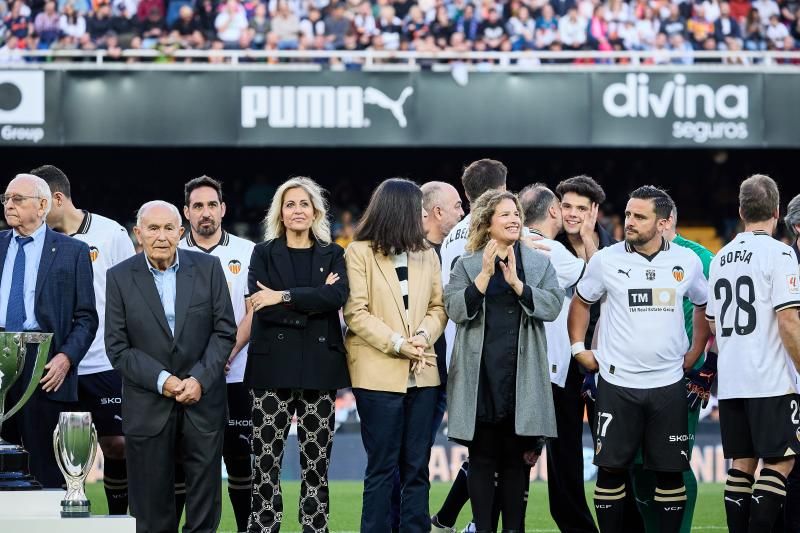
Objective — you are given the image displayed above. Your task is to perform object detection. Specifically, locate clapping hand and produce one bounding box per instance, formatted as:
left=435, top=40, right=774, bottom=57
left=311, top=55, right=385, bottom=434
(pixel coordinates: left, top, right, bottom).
left=497, top=245, right=523, bottom=295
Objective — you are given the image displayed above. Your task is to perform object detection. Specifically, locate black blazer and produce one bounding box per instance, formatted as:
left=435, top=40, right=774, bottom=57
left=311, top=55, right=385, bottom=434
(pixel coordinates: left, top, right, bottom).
left=0, top=227, right=98, bottom=403
left=245, top=237, right=350, bottom=391
left=105, top=249, right=237, bottom=437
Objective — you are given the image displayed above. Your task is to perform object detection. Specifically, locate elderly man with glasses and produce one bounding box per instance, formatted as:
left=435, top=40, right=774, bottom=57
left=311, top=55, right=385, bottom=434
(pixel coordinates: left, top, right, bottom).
left=0, top=173, right=98, bottom=488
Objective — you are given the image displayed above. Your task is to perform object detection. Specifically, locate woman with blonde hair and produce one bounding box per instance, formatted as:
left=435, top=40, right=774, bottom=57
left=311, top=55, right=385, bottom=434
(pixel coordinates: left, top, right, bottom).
left=246, top=176, right=350, bottom=532
left=343, top=177, right=447, bottom=532
left=445, top=190, right=563, bottom=532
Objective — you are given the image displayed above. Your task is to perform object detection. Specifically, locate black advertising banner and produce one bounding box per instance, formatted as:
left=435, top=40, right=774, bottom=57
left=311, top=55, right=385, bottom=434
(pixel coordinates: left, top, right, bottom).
left=0, top=68, right=794, bottom=147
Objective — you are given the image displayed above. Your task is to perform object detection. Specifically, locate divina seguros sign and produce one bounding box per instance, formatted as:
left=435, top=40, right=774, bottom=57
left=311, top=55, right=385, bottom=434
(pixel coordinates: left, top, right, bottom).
left=0, top=69, right=791, bottom=147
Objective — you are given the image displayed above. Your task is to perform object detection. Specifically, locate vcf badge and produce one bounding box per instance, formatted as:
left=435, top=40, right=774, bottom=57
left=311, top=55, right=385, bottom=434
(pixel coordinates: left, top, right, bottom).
left=672, top=266, right=685, bottom=282
left=228, top=259, right=242, bottom=275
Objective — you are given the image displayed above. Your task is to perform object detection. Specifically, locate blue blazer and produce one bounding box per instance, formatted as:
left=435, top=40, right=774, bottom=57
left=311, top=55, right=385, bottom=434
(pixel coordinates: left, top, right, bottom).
left=0, top=226, right=98, bottom=402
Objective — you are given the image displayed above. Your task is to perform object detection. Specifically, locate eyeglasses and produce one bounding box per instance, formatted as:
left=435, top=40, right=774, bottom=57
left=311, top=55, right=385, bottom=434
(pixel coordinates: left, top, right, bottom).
left=0, top=194, right=41, bottom=206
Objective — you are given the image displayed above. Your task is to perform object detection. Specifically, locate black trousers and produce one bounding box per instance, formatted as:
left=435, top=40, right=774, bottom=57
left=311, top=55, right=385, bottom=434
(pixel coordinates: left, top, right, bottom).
left=249, top=388, right=336, bottom=533
left=546, top=360, right=598, bottom=533
left=1, top=341, right=74, bottom=488
left=126, top=406, right=223, bottom=533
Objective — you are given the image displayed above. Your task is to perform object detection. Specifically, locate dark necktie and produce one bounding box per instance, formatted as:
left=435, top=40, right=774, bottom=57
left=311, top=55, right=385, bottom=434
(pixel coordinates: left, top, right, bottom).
left=6, top=236, right=34, bottom=332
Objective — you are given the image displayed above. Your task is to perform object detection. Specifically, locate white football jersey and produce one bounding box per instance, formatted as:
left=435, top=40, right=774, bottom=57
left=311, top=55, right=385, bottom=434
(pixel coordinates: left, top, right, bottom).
left=440, top=214, right=471, bottom=369
left=706, top=231, right=800, bottom=399
left=180, top=230, right=255, bottom=383
left=576, top=239, right=707, bottom=389
left=527, top=230, right=586, bottom=387
left=71, top=212, right=136, bottom=375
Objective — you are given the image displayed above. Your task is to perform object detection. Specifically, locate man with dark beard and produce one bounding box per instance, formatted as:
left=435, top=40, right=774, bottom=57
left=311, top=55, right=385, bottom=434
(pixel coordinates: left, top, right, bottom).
left=178, top=176, right=255, bottom=533
left=568, top=186, right=711, bottom=533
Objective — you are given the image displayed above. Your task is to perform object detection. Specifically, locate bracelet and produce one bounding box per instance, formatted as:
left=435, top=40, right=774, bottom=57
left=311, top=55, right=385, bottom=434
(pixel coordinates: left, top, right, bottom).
left=570, top=342, right=586, bottom=357
left=414, top=329, right=431, bottom=346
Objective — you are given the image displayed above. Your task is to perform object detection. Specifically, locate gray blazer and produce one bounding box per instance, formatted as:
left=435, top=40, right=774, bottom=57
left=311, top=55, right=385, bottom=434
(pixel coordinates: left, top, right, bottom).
left=444, top=244, right=564, bottom=442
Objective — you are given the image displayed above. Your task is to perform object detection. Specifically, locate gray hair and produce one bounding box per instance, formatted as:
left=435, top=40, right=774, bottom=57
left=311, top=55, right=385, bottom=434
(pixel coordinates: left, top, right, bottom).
left=786, top=194, right=800, bottom=238
left=519, top=183, right=556, bottom=225
left=136, top=200, right=181, bottom=227
left=13, top=173, right=52, bottom=218
left=420, top=181, right=448, bottom=213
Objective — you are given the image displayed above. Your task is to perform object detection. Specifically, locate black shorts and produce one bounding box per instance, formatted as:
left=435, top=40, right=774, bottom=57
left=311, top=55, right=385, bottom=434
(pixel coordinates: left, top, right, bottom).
left=719, top=394, right=800, bottom=460
left=593, top=376, right=689, bottom=472
left=223, top=382, right=253, bottom=458
left=77, top=369, right=123, bottom=438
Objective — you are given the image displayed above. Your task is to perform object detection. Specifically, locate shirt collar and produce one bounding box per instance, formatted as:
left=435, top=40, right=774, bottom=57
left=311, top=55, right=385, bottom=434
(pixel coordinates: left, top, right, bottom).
left=12, top=221, right=47, bottom=242
left=624, top=236, right=670, bottom=261
left=70, top=210, right=91, bottom=236
left=145, top=250, right=180, bottom=274
left=184, top=229, right=228, bottom=253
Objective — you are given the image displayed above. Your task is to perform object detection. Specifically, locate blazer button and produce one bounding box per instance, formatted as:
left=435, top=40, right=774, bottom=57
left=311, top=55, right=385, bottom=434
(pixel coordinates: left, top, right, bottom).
left=318, top=336, right=326, bottom=343
left=277, top=333, right=285, bottom=340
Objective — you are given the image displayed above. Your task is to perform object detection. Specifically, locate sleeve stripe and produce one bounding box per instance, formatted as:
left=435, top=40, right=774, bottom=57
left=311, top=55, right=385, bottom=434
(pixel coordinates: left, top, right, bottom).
left=694, top=302, right=707, bottom=309
left=705, top=314, right=715, bottom=321
left=568, top=263, right=587, bottom=290
left=774, top=301, right=800, bottom=312
left=575, top=286, right=598, bottom=305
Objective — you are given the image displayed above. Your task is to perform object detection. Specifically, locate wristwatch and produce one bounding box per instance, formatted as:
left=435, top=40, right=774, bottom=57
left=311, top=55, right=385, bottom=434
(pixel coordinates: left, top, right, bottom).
left=281, top=290, right=292, bottom=303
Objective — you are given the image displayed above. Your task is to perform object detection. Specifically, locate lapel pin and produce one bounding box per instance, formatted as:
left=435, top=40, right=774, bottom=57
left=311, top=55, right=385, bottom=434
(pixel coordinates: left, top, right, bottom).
left=51, top=248, right=55, bottom=252
left=320, top=267, right=324, bottom=272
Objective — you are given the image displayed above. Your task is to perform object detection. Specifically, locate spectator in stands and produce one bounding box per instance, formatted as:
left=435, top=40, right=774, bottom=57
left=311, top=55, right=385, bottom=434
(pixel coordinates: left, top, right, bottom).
left=696, top=34, right=722, bottom=58
left=170, top=5, right=204, bottom=49
left=766, top=13, right=789, bottom=46
left=688, top=5, right=715, bottom=48
left=0, top=34, right=23, bottom=60
left=353, top=0, right=375, bottom=37
left=215, top=0, right=248, bottom=48
left=559, top=6, right=586, bottom=49
left=743, top=7, right=768, bottom=48
left=507, top=5, right=535, bottom=49
left=661, top=3, right=687, bottom=38
left=34, top=1, right=60, bottom=45
left=325, top=2, right=351, bottom=48
left=343, top=178, right=446, bottom=533
left=377, top=4, right=402, bottom=49
left=479, top=7, right=506, bottom=50
left=534, top=4, right=558, bottom=49
left=605, top=0, right=632, bottom=39
left=456, top=3, right=479, bottom=41
left=300, top=7, right=323, bottom=41
left=249, top=3, right=270, bottom=48
left=724, top=34, right=750, bottom=62
left=792, top=9, right=800, bottom=45
left=430, top=5, right=453, bottom=47
left=404, top=4, right=429, bottom=41
left=587, top=4, right=612, bottom=50
left=139, top=5, right=166, bottom=47
left=552, top=0, right=577, bottom=18
left=752, top=0, right=780, bottom=25
left=110, top=3, right=136, bottom=46
left=5, top=0, right=31, bottom=40
left=670, top=31, right=695, bottom=62
left=715, top=2, right=743, bottom=45
left=197, top=0, right=217, bottom=38
left=636, top=7, right=659, bottom=49
left=270, top=0, right=301, bottom=48
left=87, top=1, right=113, bottom=42
left=100, top=29, right=124, bottom=60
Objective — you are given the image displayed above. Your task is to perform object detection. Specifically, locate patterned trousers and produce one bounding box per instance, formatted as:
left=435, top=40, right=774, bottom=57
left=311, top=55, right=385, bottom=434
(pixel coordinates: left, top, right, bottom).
left=248, top=389, right=336, bottom=533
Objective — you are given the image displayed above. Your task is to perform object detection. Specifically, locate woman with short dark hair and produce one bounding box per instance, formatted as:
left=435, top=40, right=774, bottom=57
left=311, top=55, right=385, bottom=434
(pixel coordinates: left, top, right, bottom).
left=343, top=178, right=448, bottom=532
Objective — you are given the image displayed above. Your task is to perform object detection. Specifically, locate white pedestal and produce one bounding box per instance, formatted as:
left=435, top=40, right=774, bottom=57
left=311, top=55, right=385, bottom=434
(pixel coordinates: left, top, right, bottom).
left=0, top=489, right=135, bottom=531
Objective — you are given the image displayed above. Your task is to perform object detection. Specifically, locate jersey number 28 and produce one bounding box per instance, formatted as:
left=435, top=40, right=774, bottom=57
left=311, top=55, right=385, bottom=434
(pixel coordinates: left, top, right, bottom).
left=714, top=276, right=757, bottom=337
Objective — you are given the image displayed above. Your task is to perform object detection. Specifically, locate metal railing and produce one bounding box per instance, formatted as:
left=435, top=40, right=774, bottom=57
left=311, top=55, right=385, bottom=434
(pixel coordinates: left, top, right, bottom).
left=3, top=49, right=800, bottom=70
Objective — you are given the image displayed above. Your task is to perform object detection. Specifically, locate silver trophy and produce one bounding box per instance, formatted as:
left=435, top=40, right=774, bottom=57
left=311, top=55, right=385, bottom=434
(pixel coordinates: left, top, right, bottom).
left=0, top=332, right=53, bottom=490
left=53, top=411, right=98, bottom=517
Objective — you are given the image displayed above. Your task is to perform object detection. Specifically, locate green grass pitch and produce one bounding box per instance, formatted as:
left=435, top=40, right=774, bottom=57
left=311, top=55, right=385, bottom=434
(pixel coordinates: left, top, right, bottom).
left=87, top=481, right=727, bottom=531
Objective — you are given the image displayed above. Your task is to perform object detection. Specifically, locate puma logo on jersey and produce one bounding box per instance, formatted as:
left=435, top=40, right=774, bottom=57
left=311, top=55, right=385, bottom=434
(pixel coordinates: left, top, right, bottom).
left=752, top=495, right=764, bottom=503
left=113, top=415, right=122, bottom=422
left=618, top=268, right=631, bottom=278
left=725, top=497, right=743, bottom=507
left=783, top=252, right=793, bottom=257
left=238, top=434, right=250, bottom=443
left=680, top=450, right=689, bottom=461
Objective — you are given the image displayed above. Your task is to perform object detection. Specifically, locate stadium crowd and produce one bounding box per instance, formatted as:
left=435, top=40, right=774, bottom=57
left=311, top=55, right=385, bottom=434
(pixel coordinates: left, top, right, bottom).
left=1, top=0, right=800, bottom=63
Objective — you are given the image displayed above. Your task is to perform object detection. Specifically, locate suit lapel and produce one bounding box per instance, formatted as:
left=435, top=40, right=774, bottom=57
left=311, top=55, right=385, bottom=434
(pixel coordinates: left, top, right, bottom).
left=173, top=249, right=195, bottom=343
left=132, top=255, right=173, bottom=339
left=35, top=228, right=57, bottom=302
left=373, top=250, right=409, bottom=332
left=310, top=241, right=333, bottom=287
left=271, top=237, right=296, bottom=289
left=0, top=231, right=11, bottom=286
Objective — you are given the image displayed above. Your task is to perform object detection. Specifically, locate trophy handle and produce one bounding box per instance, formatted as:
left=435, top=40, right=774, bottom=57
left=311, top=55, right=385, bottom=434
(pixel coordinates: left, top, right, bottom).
left=4, top=334, right=52, bottom=421
left=52, top=423, right=70, bottom=482
left=85, top=423, right=98, bottom=480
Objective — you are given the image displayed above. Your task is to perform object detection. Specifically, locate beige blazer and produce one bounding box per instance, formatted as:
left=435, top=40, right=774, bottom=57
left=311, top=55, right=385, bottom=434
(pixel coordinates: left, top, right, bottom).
left=343, top=240, right=447, bottom=393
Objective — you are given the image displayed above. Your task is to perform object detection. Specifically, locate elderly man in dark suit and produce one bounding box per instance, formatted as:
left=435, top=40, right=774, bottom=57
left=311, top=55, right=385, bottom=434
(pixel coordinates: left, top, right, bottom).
left=105, top=200, right=236, bottom=533
left=0, top=173, right=98, bottom=488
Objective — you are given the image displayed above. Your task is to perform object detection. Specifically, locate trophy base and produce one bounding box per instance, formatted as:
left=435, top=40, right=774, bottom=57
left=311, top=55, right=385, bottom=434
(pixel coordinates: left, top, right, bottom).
left=60, top=500, right=90, bottom=518
left=0, top=446, right=42, bottom=491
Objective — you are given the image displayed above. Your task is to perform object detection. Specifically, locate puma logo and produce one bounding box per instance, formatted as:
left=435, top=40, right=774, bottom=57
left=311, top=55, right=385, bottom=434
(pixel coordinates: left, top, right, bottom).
left=238, top=434, right=250, bottom=443
left=752, top=495, right=764, bottom=504
left=113, top=415, right=123, bottom=422
left=363, top=87, right=414, bottom=128
left=725, top=496, right=743, bottom=507
left=617, top=268, right=631, bottom=278
left=783, top=252, right=793, bottom=257
left=680, top=450, right=689, bottom=460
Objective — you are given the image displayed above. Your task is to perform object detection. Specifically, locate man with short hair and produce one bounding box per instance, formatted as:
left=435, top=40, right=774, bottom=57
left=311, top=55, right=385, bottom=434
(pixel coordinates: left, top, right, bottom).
left=708, top=175, right=800, bottom=533
left=0, top=173, right=98, bottom=488
left=631, top=202, right=715, bottom=533
left=432, top=159, right=507, bottom=533
left=179, top=176, right=255, bottom=533
left=569, top=186, right=710, bottom=533
left=105, top=200, right=236, bottom=533
left=421, top=181, right=465, bottom=249
left=520, top=183, right=597, bottom=533
left=33, top=164, right=135, bottom=514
